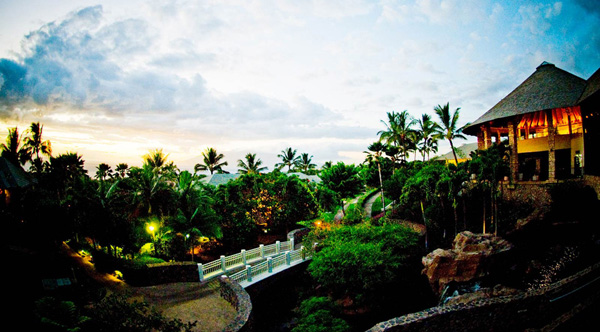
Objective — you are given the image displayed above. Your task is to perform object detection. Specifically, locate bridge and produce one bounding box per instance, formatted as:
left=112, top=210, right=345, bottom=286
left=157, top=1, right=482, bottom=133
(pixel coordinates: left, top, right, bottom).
left=197, top=237, right=313, bottom=288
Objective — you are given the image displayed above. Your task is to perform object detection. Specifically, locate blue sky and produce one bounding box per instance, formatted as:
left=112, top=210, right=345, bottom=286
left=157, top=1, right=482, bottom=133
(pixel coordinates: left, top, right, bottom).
left=0, top=0, right=599, bottom=172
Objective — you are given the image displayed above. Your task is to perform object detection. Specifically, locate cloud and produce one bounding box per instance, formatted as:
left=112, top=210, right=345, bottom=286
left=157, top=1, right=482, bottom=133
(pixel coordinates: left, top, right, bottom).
left=517, top=2, right=563, bottom=35
left=378, top=0, right=486, bottom=25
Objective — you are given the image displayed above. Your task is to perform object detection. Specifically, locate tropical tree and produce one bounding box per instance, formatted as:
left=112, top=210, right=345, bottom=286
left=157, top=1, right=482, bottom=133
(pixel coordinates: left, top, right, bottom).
left=95, top=163, right=113, bottom=181
left=384, top=144, right=401, bottom=169
left=434, top=102, right=467, bottom=165
left=115, top=163, right=129, bottom=178
left=143, top=149, right=168, bottom=169
left=173, top=170, right=220, bottom=239
left=142, top=149, right=177, bottom=178
left=1, top=127, right=31, bottom=166
left=129, top=164, right=173, bottom=217
left=275, top=147, right=300, bottom=172
left=24, top=122, right=52, bottom=172
left=48, top=152, right=87, bottom=202
left=365, top=141, right=387, bottom=214
left=378, top=110, right=416, bottom=164
left=195, top=147, right=228, bottom=174
left=319, top=162, right=364, bottom=216
left=237, top=153, right=267, bottom=174
left=416, top=114, right=441, bottom=161
left=297, top=153, right=317, bottom=174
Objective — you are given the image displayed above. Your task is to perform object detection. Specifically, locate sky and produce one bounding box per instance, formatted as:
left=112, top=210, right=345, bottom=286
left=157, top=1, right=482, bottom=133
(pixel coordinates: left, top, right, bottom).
left=0, top=0, right=599, bottom=174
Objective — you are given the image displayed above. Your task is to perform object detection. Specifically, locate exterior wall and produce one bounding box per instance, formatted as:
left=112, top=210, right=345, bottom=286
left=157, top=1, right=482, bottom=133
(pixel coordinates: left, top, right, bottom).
left=517, top=135, right=573, bottom=153
left=218, top=276, right=253, bottom=332
left=367, top=262, right=600, bottom=332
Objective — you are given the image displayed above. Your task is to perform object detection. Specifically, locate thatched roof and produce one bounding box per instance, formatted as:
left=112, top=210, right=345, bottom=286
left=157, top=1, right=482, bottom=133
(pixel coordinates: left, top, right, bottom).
left=0, top=156, right=32, bottom=189
left=578, top=67, right=600, bottom=104
left=464, top=62, right=587, bottom=135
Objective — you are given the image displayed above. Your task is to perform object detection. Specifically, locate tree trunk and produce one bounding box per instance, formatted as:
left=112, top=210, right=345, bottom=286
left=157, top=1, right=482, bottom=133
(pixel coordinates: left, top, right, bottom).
left=377, top=162, right=386, bottom=213
left=421, top=200, right=428, bottom=250
left=482, top=192, right=487, bottom=234
left=449, top=139, right=458, bottom=165
left=453, top=198, right=458, bottom=238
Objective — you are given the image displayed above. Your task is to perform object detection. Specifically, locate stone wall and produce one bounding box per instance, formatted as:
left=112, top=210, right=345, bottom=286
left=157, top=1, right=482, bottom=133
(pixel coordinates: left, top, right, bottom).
left=500, top=182, right=553, bottom=211
left=584, top=175, right=600, bottom=199
left=218, top=276, right=253, bottom=332
left=367, top=262, right=600, bottom=332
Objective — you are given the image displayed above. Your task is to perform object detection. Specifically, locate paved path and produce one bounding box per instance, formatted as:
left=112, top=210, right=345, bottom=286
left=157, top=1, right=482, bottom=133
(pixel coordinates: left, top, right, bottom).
left=363, top=191, right=381, bottom=217
left=62, top=243, right=236, bottom=332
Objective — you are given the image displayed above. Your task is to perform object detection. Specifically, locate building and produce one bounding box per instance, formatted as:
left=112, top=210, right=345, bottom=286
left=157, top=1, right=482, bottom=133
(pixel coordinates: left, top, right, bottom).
left=463, top=62, right=600, bottom=182
left=0, top=156, right=33, bottom=205
left=434, top=142, right=478, bottom=165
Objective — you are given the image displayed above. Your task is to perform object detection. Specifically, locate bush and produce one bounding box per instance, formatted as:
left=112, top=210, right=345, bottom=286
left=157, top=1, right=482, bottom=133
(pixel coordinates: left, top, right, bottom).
left=307, top=223, right=422, bottom=302
left=292, top=297, right=350, bottom=332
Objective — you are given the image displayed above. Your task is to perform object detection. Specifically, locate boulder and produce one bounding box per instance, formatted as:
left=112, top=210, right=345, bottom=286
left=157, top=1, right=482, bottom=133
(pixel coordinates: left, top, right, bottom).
left=422, top=231, right=514, bottom=295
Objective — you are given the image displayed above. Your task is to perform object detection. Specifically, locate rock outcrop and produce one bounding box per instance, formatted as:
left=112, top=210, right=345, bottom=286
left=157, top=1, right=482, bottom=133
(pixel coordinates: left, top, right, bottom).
left=422, top=231, right=514, bottom=295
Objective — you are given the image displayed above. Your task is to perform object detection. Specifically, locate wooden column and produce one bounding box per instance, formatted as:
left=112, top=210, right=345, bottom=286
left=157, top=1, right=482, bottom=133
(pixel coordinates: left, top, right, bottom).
left=547, top=110, right=556, bottom=181
left=508, top=121, right=519, bottom=182
left=481, top=124, right=492, bottom=149
left=477, top=130, right=485, bottom=150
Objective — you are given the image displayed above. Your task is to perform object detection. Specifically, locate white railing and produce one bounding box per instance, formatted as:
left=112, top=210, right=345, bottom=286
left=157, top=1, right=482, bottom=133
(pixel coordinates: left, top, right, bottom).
left=224, top=246, right=313, bottom=287
left=198, top=238, right=301, bottom=281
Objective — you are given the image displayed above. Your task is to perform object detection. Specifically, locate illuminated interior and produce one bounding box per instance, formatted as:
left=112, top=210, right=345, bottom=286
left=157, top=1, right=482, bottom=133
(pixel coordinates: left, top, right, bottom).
left=517, top=106, right=582, bottom=139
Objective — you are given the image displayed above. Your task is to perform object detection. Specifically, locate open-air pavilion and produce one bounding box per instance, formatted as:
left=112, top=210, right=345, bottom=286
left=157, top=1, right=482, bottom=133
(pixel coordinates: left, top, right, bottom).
left=463, top=62, right=600, bottom=182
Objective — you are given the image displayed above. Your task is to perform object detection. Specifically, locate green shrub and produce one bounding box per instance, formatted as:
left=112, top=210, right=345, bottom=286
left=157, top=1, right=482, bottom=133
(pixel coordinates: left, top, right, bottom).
left=292, top=297, right=350, bottom=332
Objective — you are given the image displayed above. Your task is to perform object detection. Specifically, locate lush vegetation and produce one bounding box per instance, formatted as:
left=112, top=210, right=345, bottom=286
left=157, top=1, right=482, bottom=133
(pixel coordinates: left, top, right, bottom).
left=5, top=102, right=532, bottom=331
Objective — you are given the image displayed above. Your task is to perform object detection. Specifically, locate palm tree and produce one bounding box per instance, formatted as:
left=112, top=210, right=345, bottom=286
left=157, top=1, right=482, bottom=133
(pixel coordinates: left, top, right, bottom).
left=143, top=149, right=168, bottom=169
left=115, top=163, right=129, bottom=178
left=365, top=141, right=387, bottom=213
left=237, top=153, right=267, bottom=174
left=378, top=110, right=416, bottom=164
left=95, top=163, right=113, bottom=181
left=1, top=127, right=31, bottom=166
left=195, top=147, right=228, bottom=174
left=434, top=103, right=467, bottom=165
left=275, top=147, right=300, bottom=172
left=384, top=144, right=401, bottom=169
left=297, top=153, right=317, bottom=174
left=130, top=164, right=170, bottom=216
left=416, top=114, right=441, bottom=161
left=24, top=122, right=52, bottom=172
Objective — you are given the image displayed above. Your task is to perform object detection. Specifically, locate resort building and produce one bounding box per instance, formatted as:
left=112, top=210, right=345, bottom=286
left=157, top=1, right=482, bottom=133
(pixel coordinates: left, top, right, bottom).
left=463, top=62, right=600, bottom=182
left=0, top=156, right=32, bottom=205
left=434, top=142, right=478, bottom=165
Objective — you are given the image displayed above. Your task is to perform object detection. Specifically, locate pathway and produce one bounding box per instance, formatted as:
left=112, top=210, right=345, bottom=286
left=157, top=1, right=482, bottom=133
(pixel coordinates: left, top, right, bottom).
left=363, top=191, right=381, bottom=217
left=62, top=243, right=235, bottom=332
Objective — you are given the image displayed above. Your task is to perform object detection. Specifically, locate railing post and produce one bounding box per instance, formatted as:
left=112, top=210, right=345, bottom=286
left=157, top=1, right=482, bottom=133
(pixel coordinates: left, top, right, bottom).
left=221, top=255, right=227, bottom=272
left=276, top=240, right=281, bottom=254
left=241, top=249, right=247, bottom=265
left=286, top=251, right=291, bottom=265
left=267, top=257, right=273, bottom=273
left=260, top=244, right=265, bottom=258
left=197, top=263, right=204, bottom=281
left=290, top=237, right=295, bottom=250
left=246, top=265, right=252, bottom=282
left=301, top=245, right=305, bottom=260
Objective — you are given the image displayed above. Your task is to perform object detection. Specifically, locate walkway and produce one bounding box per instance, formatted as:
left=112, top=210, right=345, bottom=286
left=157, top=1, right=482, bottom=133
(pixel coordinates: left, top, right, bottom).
left=62, top=243, right=235, bottom=332
left=364, top=191, right=382, bottom=217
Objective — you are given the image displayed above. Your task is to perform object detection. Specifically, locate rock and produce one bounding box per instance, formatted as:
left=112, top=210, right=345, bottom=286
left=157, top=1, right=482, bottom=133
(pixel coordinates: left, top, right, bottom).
left=422, top=231, right=514, bottom=295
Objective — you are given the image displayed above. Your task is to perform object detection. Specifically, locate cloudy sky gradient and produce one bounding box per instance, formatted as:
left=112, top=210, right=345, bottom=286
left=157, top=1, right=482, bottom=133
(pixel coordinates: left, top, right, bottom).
left=1, top=0, right=599, bottom=172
